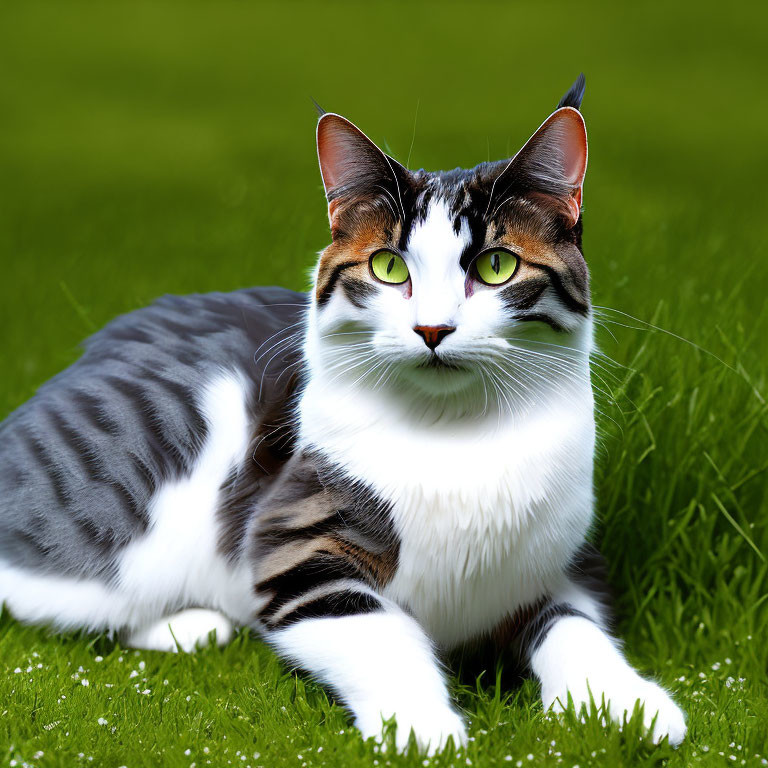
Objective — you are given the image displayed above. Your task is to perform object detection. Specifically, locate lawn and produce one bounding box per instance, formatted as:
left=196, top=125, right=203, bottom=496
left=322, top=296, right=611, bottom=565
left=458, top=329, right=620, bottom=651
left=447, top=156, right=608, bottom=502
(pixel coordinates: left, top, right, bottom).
left=1, top=1, right=767, bottom=766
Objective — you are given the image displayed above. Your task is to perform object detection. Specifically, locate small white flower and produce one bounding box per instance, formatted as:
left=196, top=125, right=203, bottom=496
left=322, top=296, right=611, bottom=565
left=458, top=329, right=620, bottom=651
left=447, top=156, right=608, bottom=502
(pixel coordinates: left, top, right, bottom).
left=98, top=718, right=108, bottom=726
left=81, top=679, right=90, bottom=687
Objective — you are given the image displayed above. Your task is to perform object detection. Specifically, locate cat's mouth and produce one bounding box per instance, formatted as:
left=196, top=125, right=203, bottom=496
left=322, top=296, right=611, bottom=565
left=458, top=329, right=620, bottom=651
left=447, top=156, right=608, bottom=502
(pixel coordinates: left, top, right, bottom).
left=417, top=355, right=466, bottom=372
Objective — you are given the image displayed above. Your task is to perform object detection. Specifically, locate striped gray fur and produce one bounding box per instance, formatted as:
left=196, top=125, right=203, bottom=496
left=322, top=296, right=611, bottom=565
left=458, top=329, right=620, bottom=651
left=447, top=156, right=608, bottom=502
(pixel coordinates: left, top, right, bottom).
left=0, top=286, right=306, bottom=579
left=248, top=451, right=399, bottom=629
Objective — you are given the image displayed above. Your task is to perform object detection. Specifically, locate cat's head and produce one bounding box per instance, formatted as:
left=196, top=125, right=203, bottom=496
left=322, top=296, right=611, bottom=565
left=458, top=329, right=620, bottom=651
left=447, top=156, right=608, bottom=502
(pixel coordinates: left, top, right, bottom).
left=307, top=75, right=591, bottom=416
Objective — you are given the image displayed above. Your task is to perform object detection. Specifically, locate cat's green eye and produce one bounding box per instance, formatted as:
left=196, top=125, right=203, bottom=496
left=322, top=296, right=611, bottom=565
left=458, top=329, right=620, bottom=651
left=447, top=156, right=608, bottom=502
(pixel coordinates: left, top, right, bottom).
left=370, top=250, right=409, bottom=285
left=474, top=249, right=519, bottom=286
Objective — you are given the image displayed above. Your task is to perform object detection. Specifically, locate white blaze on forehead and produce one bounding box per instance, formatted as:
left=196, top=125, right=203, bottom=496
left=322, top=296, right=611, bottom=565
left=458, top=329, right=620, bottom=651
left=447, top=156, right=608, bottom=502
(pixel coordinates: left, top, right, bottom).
left=405, top=199, right=470, bottom=326
left=406, top=198, right=469, bottom=267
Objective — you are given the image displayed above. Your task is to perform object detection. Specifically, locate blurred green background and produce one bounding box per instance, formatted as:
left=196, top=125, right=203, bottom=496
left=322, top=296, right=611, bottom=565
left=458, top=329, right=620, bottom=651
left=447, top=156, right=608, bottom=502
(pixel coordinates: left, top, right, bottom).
left=1, top=2, right=767, bottom=766
left=1, top=0, right=766, bottom=405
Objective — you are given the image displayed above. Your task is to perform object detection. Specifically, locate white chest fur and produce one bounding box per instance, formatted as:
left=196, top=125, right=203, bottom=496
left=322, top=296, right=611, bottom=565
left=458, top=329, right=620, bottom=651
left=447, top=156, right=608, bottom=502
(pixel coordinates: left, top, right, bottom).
left=298, top=380, right=596, bottom=650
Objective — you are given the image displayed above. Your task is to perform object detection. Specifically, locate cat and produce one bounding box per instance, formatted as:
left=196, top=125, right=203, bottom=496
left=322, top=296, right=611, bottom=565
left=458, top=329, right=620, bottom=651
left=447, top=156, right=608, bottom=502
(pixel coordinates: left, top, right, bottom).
left=0, top=74, right=686, bottom=753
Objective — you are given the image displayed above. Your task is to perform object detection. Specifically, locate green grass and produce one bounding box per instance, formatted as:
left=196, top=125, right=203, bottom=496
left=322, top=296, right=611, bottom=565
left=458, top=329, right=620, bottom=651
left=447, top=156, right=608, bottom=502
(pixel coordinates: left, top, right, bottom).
left=1, top=1, right=767, bottom=766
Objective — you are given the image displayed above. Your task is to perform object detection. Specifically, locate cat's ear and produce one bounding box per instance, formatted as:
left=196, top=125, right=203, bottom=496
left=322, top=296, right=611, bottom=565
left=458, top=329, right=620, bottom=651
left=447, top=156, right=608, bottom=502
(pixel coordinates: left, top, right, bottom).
left=495, top=105, right=588, bottom=227
left=316, top=113, right=406, bottom=224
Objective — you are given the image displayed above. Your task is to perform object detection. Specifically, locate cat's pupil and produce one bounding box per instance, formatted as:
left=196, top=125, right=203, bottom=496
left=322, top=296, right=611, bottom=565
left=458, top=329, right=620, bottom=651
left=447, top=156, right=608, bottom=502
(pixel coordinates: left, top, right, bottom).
left=492, top=254, right=500, bottom=274
left=387, top=256, right=395, bottom=275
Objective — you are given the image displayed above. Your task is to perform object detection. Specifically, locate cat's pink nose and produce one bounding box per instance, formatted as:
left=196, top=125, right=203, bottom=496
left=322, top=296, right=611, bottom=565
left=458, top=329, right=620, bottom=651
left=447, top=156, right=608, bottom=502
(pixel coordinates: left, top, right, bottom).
left=413, top=325, right=456, bottom=351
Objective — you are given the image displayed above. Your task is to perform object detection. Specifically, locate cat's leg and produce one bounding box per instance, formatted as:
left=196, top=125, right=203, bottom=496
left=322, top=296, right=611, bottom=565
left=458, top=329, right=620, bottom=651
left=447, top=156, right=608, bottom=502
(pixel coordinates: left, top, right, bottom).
left=264, top=592, right=466, bottom=754
left=124, top=609, right=234, bottom=652
left=524, top=569, right=686, bottom=744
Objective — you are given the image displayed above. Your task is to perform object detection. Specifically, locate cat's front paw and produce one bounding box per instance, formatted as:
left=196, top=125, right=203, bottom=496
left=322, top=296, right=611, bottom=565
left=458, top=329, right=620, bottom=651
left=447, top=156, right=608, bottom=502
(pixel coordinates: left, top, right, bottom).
left=543, top=673, right=687, bottom=745
left=356, top=704, right=467, bottom=754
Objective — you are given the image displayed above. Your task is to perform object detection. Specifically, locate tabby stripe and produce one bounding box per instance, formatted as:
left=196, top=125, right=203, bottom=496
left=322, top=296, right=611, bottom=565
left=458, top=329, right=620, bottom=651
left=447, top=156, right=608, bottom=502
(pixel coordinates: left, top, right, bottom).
left=499, top=276, right=549, bottom=312
left=71, top=391, right=122, bottom=436
left=339, top=276, right=377, bottom=309
left=14, top=528, right=55, bottom=559
left=317, top=261, right=360, bottom=306
left=44, top=407, right=107, bottom=485
left=531, top=262, right=589, bottom=315
left=258, top=515, right=339, bottom=548
left=18, top=428, right=69, bottom=505
left=265, top=578, right=370, bottom=627
left=103, top=375, right=190, bottom=474
left=72, top=514, right=106, bottom=544
left=257, top=553, right=362, bottom=619
left=271, top=588, right=381, bottom=629
left=139, top=369, right=208, bottom=452
left=514, top=312, right=569, bottom=333
left=398, top=188, right=432, bottom=251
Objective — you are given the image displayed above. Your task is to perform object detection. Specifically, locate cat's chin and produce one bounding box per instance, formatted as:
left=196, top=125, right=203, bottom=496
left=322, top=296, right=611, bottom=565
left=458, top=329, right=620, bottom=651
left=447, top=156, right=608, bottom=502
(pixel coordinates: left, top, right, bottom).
left=398, top=359, right=477, bottom=396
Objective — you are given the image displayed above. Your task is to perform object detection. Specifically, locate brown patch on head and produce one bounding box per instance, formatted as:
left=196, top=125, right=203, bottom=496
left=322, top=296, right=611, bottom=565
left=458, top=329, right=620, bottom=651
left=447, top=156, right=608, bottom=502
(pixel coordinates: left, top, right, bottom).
left=315, top=197, right=399, bottom=305
left=490, top=195, right=590, bottom=312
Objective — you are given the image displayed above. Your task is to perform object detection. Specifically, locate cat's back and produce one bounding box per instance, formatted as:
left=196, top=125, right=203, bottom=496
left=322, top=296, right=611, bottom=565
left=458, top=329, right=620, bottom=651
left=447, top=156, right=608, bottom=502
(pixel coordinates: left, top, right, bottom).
left=0, top=286, right=307, bottom=580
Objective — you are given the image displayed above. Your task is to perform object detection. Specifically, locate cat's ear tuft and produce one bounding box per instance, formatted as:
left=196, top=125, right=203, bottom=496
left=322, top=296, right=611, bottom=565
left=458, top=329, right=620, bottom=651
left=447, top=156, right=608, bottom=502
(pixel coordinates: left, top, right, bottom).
left=502, top=107, right=588, bottom=227
left=311, top=98, right=327, bottom=117
left=557, top=73, right=586, bottom=111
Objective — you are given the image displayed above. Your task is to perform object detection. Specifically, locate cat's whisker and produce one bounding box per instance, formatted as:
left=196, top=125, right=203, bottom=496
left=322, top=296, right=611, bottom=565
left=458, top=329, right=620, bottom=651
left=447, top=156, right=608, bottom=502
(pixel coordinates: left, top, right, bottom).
left=510, top=341, right=628, bottom=384
left=592, top=306, right=758, bottom=401
left=258, top=338, right=306, bottom=399
left=272, top=357, right=307, bottom=389
left=320, top=330, right=372, bottom=340
left=591, top=317, right=620, bottom=345
left=254, top=333, right=303, bottom=375
left=252, top=321, right=305, bottom=362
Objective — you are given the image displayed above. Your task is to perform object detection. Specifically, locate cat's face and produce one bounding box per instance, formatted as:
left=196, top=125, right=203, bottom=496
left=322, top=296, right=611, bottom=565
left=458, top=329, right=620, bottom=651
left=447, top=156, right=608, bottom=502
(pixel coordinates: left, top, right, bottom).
left=308, top=78, right=591, bottom=412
